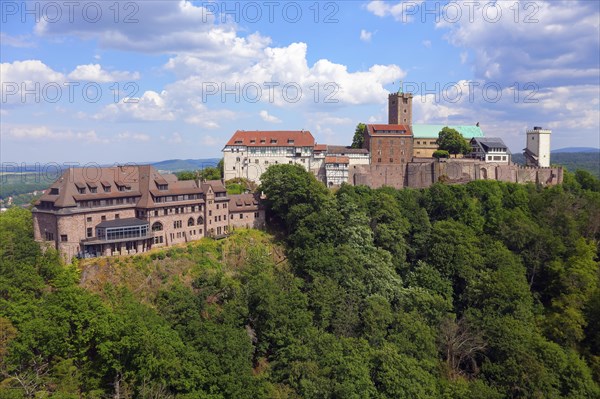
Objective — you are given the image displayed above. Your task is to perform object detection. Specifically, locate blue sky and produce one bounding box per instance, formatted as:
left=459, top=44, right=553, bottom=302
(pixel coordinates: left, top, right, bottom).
left=1, top=0, right=599, bottom=164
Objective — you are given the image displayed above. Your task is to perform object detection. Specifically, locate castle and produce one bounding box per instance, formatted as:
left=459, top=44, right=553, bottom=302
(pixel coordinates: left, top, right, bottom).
left=33, top=91, right=562, bottom=262
left=222, top=91, right=563, bottom=189
left=32, top=165, right=264, bottom=262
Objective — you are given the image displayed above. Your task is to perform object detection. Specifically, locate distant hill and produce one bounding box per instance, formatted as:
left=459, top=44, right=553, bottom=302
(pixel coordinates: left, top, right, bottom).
left=151, top=158, right=221, bottom=172
left=552, top=147, right=600, bottom=154
left=512, top=152, right=600, bottom=177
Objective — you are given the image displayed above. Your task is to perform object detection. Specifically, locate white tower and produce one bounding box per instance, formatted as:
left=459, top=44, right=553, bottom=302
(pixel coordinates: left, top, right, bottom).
left=524, top=126, right=551, bottom=167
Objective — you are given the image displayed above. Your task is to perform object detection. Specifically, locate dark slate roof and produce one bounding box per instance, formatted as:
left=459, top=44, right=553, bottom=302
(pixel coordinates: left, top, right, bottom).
left=471, top=137, right=511, bottom=154
left=96, top=217, right=149, bottom=229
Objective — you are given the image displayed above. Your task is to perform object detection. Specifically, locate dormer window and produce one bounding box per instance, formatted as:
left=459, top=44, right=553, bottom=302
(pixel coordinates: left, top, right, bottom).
left=260, top=139, right=266, bottom=143
left=250, top=139, right=256, bottom=143
left=50, top=188, right=59, bottom=195
left=287, top=139, right=295, bottom=144
left=235, top=140, right=243, bottom=144
left=157, top=184, right=168, bottom=191
left=270, top=139, right=277, bottom=144
left=75, top=182, right=86, bottom=194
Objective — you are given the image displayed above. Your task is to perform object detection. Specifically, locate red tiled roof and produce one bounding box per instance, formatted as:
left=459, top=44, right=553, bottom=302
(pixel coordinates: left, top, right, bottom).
left=314, top=144, right=327, bottom=151
left=225, top=130, right=315, bottom=147
left=325, top=156, right=350, bottom=164
left=366, top=124, right=413, bottom=136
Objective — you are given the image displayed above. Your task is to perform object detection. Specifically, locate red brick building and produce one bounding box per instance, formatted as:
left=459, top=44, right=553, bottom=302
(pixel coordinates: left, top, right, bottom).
left=364, top=124, right=414, bottom=165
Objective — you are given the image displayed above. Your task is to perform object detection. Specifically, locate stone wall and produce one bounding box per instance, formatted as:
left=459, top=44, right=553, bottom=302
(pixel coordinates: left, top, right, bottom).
left=404, top=159, right=563, bottom=189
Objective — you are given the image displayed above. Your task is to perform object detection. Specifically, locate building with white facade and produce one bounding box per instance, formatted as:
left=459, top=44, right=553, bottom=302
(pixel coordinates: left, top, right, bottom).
left=470, top=137, right=511, bottom=164
left=524, top=127, right=552, bottom=167
left=223, top=130, right=321, bottom=184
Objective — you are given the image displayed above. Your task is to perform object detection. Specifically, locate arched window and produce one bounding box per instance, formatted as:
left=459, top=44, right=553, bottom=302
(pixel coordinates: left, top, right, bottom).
left=197, top=216, right=204, bottom=225
left=188, top=217, right=195, bottom=227
left=152, top=222, right=163, bottom=232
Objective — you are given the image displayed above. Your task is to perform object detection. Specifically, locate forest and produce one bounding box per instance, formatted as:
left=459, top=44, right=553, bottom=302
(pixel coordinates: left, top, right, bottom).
left=1, top=166, right=599, bottom=398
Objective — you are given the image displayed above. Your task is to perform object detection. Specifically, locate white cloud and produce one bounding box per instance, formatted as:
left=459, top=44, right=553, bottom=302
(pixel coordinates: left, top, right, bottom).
left=0, top=60, right=64, bottom=85
left=360, top=29, right=373, bottom=42
left=0, top=33, right=35, bottom=48
left=366, top=0, right=425, bottom=22
left=422, top=40, right=432, bottom=48
left=116, top=132, right=151, bottom=142
left=202, top=135, right=219, bottom=146
left=169, top=132, right=183, bottom=144
left=33, top=0, right=405, bottom=110
left=68, top=64, right=140, bottom=82
left=95, top=91, right=176, bottom=122
left=165, top=42, right=405, bottom=109
left=259, top=110, right=281, bottom=123
left=2, top=125, right=107, bottom=143
left=0, top=60, right=65, bottom=105
left=436, top=0, right=600, bottom=87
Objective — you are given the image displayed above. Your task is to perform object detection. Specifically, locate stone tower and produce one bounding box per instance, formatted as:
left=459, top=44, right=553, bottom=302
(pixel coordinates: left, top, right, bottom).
left=524, top=126, right=551, bottom=167
left=388, top=91, right=413, bottom=125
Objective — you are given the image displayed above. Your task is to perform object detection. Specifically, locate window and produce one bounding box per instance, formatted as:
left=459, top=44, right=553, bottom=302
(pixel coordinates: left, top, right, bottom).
left=78, top=187, right=86, bottom=194
left=188, top=217, right=195, bottom=226
left=115, top=214, right=120, bottom=219
left=87, top=228, right=93, bottom=238
left=154, top=210, right=159, bottom=217
left=174, top=220, right=182, bottom=229
left=216, top=204, right=220, bottom=209
left=209, top=210, right=212, bottom=216
left=390, top=158, right=394, bottom=163
left=378, top=158, right=382, bottom=163
left=61, top=235, right=68, bottom=242
left=50, top=188, right=59, bottom=195
left=101, top=215, right=107, bottom=221
left=152, top=222, right=163, bottom=232
left=254, top=212, right=259, bottom=218
left=240, top=214, right=243, bottom=219
left=45, top=232, right=54, bottom=241
left=197, top=216, right=204, bottom=225
left=104, top=186, right=111, bottom=193
left=87, top=217, right=92, bottom=222
left=231, top=214, right=234, bottom=219
left=90, top=187, right=97, bottom=193
left=224, top=204, right=227, bottom=209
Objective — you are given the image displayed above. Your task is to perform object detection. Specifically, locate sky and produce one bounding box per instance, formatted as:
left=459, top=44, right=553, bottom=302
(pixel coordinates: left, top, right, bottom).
left=1, top=0, right=599, bottom=165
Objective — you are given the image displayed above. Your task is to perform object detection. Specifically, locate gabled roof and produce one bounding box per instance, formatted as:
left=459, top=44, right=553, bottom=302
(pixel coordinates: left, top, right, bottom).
left=413, top=124, right=484, bottom=139
left=229, top=193, right=261, bottom=212
left=35, top=165, right=226, bottom=210
left=37, top=166, right=144, bottom=208
left=327, top=145, right=369, bottom=155
left=471, top=137, right=511, bottom=153
left=225, top=130, right=315, bottom=147
left=366, top=124, right=413, bottom=136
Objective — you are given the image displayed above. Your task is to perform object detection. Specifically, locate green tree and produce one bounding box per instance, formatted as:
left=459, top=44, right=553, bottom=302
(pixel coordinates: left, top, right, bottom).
left=351, top=123, right=366, bottom=149
left=437, top=127, right=471, bottom=158
left=259, top=164, right=329, bottom=231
